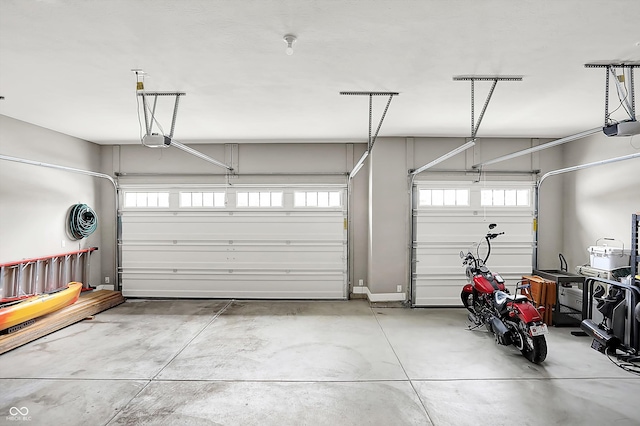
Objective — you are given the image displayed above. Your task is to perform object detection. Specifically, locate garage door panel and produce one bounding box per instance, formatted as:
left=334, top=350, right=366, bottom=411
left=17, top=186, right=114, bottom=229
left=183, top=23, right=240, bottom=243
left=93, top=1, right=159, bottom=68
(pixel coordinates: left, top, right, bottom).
left=413, top=181, right=534, bottom=306
left=414, top=218, right=533, bottom=241
left=121, top=274, right=344, bottom=299
left=121, top=249, right=345, bottom=270
left=413, top=277, right=463, bottom=306
left=122, top=218, right=344, bottom=241
left=119, top=184, right=347, bottom=299
left=122, top=245, right=344, bottom=262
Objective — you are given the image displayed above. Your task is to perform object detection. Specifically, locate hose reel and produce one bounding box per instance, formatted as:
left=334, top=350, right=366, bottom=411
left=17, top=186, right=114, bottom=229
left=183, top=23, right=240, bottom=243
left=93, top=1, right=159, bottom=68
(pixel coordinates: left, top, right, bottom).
left=67, top=203, right=98, bottom=240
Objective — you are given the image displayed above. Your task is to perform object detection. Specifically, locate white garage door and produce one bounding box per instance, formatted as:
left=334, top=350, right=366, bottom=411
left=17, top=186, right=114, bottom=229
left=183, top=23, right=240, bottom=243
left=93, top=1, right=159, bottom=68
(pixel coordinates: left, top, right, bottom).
left=412, top=181, right=534, bottom=307
left=119, top=184, right=347, bottom=299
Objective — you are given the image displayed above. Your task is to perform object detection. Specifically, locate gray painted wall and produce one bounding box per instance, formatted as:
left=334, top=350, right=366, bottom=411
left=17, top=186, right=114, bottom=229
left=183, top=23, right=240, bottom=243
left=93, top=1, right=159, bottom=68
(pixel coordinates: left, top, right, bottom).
left=561, top=133, right=640, bottom=272
left=368, top=138, right=408, bottom=296
left=0, top=115, right=103, bottom=287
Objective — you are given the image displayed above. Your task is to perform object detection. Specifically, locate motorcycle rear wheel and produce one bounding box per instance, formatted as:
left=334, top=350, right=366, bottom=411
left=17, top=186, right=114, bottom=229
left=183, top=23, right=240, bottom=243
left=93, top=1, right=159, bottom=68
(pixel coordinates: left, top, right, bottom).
left=521, top=335, right=547, bottom=364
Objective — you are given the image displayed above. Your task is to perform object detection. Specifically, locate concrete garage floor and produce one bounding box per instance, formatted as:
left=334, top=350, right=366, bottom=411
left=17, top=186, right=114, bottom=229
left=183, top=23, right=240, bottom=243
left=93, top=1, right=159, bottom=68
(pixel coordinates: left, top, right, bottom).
left=0, top=299, right=638, bottom=425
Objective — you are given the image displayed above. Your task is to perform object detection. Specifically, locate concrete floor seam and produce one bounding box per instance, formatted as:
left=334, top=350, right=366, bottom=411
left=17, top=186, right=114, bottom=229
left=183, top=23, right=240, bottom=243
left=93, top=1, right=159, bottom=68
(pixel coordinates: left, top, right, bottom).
left=371, top=307, right=436, bottom=426
left=409, top=376, right=640, bottom=383
left=101, top=301, right=233, bottom=425
left=7, top=376, right=635, bottom=382
left=102, top=379, right=152, bottom=426
left=145, top=378, right=414, bottom=384
left=149, top=299, right=234, bottom=381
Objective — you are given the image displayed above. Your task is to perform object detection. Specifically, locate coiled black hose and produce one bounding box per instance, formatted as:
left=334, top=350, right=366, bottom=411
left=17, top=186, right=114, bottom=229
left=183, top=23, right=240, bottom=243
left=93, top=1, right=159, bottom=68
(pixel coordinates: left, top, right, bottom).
left=68, top=203, right=98, bottom=240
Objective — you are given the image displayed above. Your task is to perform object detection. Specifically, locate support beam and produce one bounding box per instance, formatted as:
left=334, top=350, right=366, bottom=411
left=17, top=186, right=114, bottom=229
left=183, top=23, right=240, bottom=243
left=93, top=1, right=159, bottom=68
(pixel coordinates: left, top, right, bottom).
left=137, top=91, right=186, bottom=137
left=453, top=75, right=522, bottom=140
left=135, top=90, right=232, bottom=171
left=170, top=140, right=234, bottom=172
left=538, top=151, right=640, bottom=186
left=410, top=140, right=476, bottom=175
left=340, top=91, right=398, bottom=178
left=349, top=151, right=369, bottom=179
left=585, top=62, right=640, bottom=125
left=473, top=127, right=601, bottom=168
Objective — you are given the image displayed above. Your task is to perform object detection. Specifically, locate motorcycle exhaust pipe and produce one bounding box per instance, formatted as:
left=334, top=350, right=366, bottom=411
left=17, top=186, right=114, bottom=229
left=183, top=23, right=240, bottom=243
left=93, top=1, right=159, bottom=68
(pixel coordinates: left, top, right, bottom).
left=580, top=319, right=619, bottom=354
left=490, top=316, right=512, bottom=346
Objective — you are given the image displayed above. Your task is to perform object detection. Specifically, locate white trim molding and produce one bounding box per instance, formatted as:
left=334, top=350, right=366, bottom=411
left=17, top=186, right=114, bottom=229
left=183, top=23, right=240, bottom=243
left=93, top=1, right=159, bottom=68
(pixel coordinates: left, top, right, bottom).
left=352, top=286, right=406, bottom=302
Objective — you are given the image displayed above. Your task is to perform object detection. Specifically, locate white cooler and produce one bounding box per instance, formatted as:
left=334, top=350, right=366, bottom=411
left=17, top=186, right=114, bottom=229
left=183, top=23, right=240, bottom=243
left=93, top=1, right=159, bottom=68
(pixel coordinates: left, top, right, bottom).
left=588, top=239, right=630, bottom=271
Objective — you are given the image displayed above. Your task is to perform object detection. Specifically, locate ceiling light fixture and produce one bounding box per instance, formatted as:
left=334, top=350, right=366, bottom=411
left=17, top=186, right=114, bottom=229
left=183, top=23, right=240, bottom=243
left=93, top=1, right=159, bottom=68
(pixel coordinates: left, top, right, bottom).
left=284, top=34, right=296, bottom=55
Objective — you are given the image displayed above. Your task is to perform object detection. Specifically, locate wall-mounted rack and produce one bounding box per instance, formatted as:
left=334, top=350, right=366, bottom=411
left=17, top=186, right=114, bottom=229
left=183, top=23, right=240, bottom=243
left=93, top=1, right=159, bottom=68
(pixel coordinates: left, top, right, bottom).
left=0, top=247, right=98, bottom=301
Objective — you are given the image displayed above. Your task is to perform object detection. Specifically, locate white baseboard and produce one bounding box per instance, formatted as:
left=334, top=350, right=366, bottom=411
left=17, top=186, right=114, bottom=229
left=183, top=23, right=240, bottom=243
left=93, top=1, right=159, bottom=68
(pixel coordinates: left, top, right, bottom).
left=351, top=286, right=406, bottom=302
left=95, top=284, right=115, bottom=291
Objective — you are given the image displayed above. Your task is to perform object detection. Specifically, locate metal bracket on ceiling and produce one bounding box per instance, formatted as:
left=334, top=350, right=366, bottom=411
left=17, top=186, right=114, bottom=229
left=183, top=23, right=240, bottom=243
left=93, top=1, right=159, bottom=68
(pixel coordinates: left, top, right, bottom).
left=453, top=75, right=523, bottom=140
left=131, top=71, right=232, bottom=172
left=137, top=91, right=187, bottom=138
left=340, top=91, right=399, bottom=178
left=340, top=91, right=399, bottom=151
left=585, top=62, right=640, bottom=126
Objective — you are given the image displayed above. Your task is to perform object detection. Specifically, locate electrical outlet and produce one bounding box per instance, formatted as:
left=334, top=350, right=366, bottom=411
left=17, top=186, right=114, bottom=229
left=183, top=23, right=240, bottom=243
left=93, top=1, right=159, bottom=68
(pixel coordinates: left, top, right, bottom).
left=104, top=276, right=110, bottom=284
left=397, top=285, right=402, bottom=292
left=61, top=240, right=66, bottom=248
left=358, top=279, right=363, bottom=286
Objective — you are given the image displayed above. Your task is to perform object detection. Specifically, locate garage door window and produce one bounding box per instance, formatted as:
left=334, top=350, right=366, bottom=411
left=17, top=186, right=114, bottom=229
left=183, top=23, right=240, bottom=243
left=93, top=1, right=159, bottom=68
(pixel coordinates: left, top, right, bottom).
left=124, top=192, right=170, bottom=208
left=180, top=192, right=225, bottom=207
left=294, top=191, right=341, bottom=207
left=481, top=189, right=529, bottom=206
left=419, top=189, right=469, bottom=206
left=236, top=191, right=283, bottom=207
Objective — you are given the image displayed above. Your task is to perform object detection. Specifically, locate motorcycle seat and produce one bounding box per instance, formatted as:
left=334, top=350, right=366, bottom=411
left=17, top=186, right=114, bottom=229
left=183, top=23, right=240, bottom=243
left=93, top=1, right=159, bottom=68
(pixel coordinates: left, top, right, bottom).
left=495, top=291, right=529, bottom=306
left=505, top=294, right=529, bottom=302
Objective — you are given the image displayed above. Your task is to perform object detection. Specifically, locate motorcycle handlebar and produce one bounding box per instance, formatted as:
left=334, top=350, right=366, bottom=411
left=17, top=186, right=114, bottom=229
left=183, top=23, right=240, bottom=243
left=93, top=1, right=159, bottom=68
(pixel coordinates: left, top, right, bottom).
left=462, top=252, right=479, bottom=269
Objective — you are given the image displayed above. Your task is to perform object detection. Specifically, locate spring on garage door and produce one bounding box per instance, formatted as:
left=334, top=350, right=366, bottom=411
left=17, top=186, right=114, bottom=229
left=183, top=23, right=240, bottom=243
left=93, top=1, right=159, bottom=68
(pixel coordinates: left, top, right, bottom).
left=67, top=203, right=98, bottom=240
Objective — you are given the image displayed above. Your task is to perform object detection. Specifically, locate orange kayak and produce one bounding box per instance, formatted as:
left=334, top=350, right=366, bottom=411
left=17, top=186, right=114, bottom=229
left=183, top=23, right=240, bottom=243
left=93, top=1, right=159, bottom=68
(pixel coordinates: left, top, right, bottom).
left=0, top=282, right=83, bottom=331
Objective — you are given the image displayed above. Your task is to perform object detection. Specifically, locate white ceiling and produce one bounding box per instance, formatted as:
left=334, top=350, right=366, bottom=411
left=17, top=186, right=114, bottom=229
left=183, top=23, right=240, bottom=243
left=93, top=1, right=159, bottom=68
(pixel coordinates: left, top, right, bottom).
left=1, top=0, right=639, bottom=145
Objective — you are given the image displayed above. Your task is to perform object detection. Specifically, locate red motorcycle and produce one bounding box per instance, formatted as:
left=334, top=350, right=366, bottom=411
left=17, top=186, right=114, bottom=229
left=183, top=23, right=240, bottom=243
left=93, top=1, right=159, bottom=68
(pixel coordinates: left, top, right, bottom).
left=460, top=224, right=548, bottom=363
